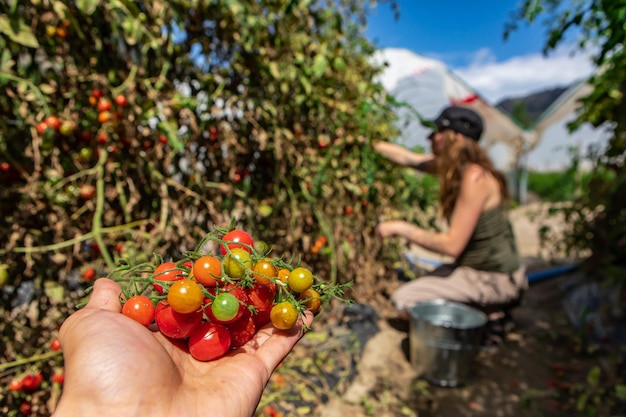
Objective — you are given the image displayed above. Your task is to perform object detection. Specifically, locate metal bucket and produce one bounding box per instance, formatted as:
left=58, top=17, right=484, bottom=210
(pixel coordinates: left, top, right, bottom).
left=409, top=299, right=487, bottom=387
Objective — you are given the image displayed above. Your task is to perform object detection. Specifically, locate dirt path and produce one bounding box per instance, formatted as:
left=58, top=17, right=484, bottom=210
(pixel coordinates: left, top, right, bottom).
left=313, top=203, right=601, bottom=417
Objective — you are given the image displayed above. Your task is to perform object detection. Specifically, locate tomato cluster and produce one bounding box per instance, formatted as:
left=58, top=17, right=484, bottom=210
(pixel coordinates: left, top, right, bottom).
left=113, top=228, right=344, bottom=362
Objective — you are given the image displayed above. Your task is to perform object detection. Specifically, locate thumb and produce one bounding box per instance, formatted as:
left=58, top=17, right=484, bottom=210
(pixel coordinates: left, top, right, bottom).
left=86, top=278, right=123, bottom=313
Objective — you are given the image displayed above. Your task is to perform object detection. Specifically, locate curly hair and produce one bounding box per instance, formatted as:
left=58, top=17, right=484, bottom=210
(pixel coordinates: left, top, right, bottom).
left=436, top=132, right=510, bottom=220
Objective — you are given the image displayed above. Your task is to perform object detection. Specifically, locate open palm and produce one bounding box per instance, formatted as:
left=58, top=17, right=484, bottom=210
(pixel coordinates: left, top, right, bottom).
left=52, top=278, right=312, bottom=417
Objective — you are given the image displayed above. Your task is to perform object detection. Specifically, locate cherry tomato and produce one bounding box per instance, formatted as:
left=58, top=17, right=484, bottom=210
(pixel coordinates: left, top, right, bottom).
left=193, top=255, right=222, bottom=287
left=287, top=267, right=314, bottom=293
left=91, top=88, right=103, bottom=99
left=270, top=301, right=299, bottom=330
left=188, top=322, right=231, bottom=362
left=210, top=292, right=240, bottom=322
left=220, top=229, right=254, bottom=255
left=8, top=379, right=23, bottom=391
left=52, top=369, right=65, bottom=384
left=98, top=111, right=112, bottom=123
left=167, top=279, right=204, bottom=314
left=59, top=120, right=75, bottom=136
left=50, top=338, right=62, bottom=351
left=79, top=184, right=96, bottom=200
left=252, top=258, right=278, bottom=285
left=155, top=301, right=203, bottom=339
left=44, top=116, right=60, bottom=130
left=226, top=309, right=256, bottom=348
left=19, top=400, right=32, bottom=415
left=122, top=295, right=155, bottom=326
left=114, top=94, right=128, bottom=107
left=223, top=248, right=252, bottom=279
left=245, top=283, right=276, bottom=328
left=299, top=288, right=322, bottom=314
left=152, top=262, right=185, bottom=293
left=97, top=98, right=112, bottom=112
left=21, top=372, right=43, bottom=392
left=206, top=284, right=246, bottom=323
left=36, top=121, right=49, bottom=135
left=277, top=268, right=290, bottom=284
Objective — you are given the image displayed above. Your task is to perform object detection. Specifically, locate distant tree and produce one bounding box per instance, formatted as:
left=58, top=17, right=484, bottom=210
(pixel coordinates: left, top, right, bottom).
left=510, top=101, right=533, bottom=128
left=507, top=1, right=626, bottom=284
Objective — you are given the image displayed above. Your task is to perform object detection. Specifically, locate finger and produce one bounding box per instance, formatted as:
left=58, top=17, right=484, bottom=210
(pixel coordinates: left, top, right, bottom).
left=254, top=311, right=314, bottom=373
left=86, top=278, right=123, bottom=313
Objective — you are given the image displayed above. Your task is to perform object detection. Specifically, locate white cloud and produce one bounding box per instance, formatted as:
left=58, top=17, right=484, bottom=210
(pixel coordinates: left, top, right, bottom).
left=374, top=45, right=596, bottom=105
left=454, top=45, right=596, bottom=104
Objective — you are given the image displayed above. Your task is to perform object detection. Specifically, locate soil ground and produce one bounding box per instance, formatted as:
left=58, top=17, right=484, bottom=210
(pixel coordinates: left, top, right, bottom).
left=310, top=203, right=619, bottom=417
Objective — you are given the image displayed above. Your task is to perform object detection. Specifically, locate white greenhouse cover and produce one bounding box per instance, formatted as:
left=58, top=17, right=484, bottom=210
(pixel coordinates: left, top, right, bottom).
left=371, top=48, right=605, bottom=173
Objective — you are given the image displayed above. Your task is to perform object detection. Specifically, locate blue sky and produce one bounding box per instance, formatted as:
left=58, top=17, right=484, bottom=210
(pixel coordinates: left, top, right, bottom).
left=363, top=1, right=595, bottom=104
left=365, top=1, right=547, bottom=68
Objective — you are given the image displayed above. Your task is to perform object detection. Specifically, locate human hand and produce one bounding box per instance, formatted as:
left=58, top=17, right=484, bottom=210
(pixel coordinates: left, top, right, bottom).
left=376, top=220, right=406, bottom=239
left=52, top=278, right=313, bottom=417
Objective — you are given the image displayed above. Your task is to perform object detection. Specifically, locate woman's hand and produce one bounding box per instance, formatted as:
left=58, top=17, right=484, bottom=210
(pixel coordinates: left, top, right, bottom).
left=52, top=278, right=313, bottom=417
left=376, top=220, right=410, bottom=239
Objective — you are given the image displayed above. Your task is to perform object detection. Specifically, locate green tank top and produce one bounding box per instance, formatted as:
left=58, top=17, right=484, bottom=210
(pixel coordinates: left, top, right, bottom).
left=455, top=207, right=521, bottom=273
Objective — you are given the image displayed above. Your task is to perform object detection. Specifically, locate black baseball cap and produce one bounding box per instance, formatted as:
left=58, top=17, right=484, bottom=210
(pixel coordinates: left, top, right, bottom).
left=430, top=106, right=483, bottom=141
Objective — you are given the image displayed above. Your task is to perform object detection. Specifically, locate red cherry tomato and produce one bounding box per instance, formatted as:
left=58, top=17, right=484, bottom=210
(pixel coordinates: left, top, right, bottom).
left=19, top=401, right=32, bottom=415
left=97, top=98, right=112, bottom=112
left=155, top=301, right=203, bottom=339
left=167, top=279, right=204, bottom=314
left=114, top=94, right=128, bottom=107
left=245, top=283, right=276, bottom=328
left=192, top=255, right=222, bottom=287
left=44, top=116, right=61, bottom=130
left=50, top=338, right=62, bottom=351
left=36, top=121, right=49, bottom=135
left=91, top=88, right=103, bottom=99
left=152, top=262, right=185, bottom=294
left=82, top=266, right=96, bottom=281
left=8, top=379, right=23, bottom=392
left=226, top=309, right=257, bottom=348
left=52, top=369, right=65, bottom=384
left=220, top=229, right=254, bottom=255
left=21, top=372, right=43, bottom=392
left=121, top=295, right=155, bottom=326
left=188, top=322, right=231, bottom=362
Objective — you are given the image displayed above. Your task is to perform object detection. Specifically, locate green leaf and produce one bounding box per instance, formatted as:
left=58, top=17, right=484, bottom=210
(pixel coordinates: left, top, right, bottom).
left=586, top=366, right=600, bottom=386
left=44, top=281, right=65, bottom=303
left=75, top=0, right=98, bottom=15
left=0, top=15, right=39, bottom=49
left=615, top=385, right=626, bottom=400
left=1, top=48, right=14, bottom=71
left=311, top=54, right=327, bottom=78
